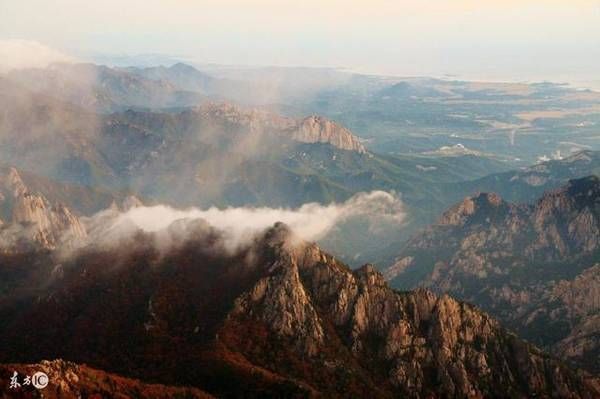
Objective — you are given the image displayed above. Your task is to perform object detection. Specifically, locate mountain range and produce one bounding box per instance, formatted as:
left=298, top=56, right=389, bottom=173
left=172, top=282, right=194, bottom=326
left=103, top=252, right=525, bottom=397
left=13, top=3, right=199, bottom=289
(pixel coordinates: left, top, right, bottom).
left=386, top=176, right=600, bottom=373
left=0, top=60, right=599, bottom=397
left=3, top=66, right=599, bottom=268
left=0, top=217, right=597, bottom=398
left=0, top=68, right=521, bottom=266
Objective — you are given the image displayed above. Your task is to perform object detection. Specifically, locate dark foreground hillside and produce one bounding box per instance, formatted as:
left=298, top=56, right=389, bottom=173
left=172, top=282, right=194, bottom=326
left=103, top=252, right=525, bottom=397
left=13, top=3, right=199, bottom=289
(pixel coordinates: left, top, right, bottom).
left=0, top=220, right=597, bottom=398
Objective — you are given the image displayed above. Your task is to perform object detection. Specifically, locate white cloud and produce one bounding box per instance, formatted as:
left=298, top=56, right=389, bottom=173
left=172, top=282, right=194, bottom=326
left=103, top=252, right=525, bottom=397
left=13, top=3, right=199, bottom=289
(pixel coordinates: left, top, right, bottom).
left=0, top=39, right=76, bottom=72
left=87, top=191, right=406, bottom=252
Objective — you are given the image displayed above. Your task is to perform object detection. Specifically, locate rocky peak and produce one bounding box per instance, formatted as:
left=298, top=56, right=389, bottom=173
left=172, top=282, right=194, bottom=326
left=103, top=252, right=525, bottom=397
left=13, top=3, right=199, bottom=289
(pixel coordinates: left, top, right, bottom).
left=51, top=203, right=87, bottom=242
left=9, top=192, right=87, bottom=249
left=291, top=115, right=366, bottom=153
left=387, top=176, right=600, bottom=374
left=263, top=221, right=294, bottom=245
left=0, top=222, right=597, bottom=398
left=232, top=223, right=325, bottom=355
left=232, top=247, right=326, bottom=356
left=531, top=176, right=600, bottom=255
left=12, top=192, right=48, bottom=224
left=438, top=191, right=507, bottom=226
left=355, top=263, right=387, bottom=286
left=535, top=176, right=599, bottom=212
left=564, top=175, right=599, bottom=208
left=0, top=167, right=86, bottom=252
left=0, top=167, right=87, bottom=251
left=0, top=167, right=27, bottom=197
left=191, top=102, right=366, bottom=153
left=226, top=231, right=598, bottom=397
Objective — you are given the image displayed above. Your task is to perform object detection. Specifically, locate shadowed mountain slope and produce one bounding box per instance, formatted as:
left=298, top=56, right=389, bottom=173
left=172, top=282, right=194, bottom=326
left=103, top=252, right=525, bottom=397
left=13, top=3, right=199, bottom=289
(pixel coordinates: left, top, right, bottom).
left=0, top=222, right=597, bottom=398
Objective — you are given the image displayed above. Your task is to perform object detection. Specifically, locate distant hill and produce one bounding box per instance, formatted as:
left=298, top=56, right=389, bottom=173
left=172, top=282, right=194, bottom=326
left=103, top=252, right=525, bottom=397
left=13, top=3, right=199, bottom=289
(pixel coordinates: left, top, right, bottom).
left=440, top=150, right=600, bottom=205
left=5, top=63, right=206, bottom=112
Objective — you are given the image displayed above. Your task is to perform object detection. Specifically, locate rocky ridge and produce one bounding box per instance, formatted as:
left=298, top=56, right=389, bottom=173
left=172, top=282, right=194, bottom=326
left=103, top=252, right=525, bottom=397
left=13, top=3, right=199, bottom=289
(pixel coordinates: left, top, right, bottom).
left=291, top=115, right=366, bottom=153
left=192, top=102, right=366, bottom=153
left=226, top=226, right=598, bottom=397
left=0, top=167, right=86, bottom=251
left=386, top=176, right=600, bottom=372
left=0, top=221, right=596, bottom=397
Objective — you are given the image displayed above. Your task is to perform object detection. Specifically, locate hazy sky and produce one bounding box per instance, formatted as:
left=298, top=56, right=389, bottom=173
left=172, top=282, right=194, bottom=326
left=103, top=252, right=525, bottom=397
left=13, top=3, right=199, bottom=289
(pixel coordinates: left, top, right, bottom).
left=1, top=0, right=599, bottom=82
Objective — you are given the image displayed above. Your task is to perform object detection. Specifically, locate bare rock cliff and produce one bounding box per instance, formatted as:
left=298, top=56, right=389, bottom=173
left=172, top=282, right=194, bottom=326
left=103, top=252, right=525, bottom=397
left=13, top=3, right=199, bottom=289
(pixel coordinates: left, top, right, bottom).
left=387, top=176, right=600, bottom=373
left=0, top=167, right=86, bottom=251
left=290, top=115, right=366, bottom=153
left=222, top=224, right=598, bottom=398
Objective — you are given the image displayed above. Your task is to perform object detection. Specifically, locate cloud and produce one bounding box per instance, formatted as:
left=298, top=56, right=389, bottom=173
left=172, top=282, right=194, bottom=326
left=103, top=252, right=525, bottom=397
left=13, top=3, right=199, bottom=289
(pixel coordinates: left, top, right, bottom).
left=86, top=190, right=406, bottom=252
left=0, top=40, right=76, bottom=72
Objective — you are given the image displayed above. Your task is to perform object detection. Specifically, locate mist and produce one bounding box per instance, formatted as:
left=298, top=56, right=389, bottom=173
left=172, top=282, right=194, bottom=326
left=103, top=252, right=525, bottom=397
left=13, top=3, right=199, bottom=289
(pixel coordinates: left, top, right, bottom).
left=0, top=39, right=76, bottom=72
left=86, top=190, right=406, bottom=253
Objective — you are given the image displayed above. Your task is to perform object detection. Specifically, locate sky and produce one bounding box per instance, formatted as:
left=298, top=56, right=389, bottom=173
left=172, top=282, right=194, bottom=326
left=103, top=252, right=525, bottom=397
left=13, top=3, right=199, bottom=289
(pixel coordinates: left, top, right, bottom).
left=1, top=0, right=599, bottom=82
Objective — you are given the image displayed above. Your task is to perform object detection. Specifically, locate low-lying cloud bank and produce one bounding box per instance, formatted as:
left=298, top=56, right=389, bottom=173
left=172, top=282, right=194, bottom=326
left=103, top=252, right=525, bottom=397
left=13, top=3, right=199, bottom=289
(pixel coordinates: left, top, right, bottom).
left=93, top=191, right=406, bottom=252
left=0, top=40, right=76, bottom=72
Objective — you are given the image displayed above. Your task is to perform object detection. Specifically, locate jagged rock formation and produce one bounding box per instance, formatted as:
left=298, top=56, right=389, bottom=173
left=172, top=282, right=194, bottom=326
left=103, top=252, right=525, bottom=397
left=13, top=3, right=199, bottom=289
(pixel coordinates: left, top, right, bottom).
left=189, top=102, right=365, bottom=153
left=1, top=167, right=27, bottom=198
left=93, top=102, right=370, bottom=207
left=0, top=359, right=213, bottom=398
left=0, top=161, right=127, bottom=216
left=290, top=115, right=365, bottom=153
left=1, top=77, right=368, bottom=199
left=0, top=167, right=86, bottom=251
left=531, top=265, right=600, bottom=373
left=386, top=176, right=600, bottom=372
left=0, top=222, right=596, bottom=398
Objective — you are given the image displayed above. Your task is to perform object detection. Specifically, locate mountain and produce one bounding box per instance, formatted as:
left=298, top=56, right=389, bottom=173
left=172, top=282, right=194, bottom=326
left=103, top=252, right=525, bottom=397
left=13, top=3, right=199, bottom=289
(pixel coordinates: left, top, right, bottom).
left=181, top=102, right=366, bottom=153
left=386, top=176, right=600, bottom=372
left=0, top=73, right=511, bottom=204
left=98, top=103, right=367, bottom=205
left=0, top=222, right=597, bottom=398
left=440, top=150, right=600, bottom=205
left=0, top=75, right=517, bottom=266
left=287, top=75, right=600, bottom=163
left=125, top=62, right=219, bottom=93
left=378, top=80, right=446, bottom=99
left=0, top=77, right=122, bottom=187
left=368, top=150, right=600, bottom=267
left=4, top=62, right=354, bottom=113
left=124, top=62, right=253, bottom=103
left=5, top=63, right=206, bottom=112
left=0, top=166, right=87, bottom=251
left=0, top=165, right=129, bottom=216
left=0, top=78, right=365, bottom=187
left=2, top=75, right=501, bottom=210
left=192, top=65, right=360, bottom=106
